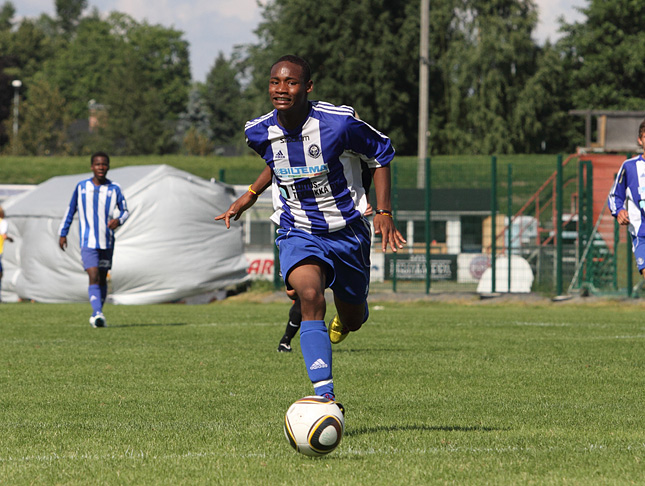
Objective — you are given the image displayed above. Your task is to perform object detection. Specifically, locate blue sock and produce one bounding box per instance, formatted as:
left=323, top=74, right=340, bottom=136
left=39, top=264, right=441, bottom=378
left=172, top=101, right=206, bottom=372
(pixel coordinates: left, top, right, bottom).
left=100, top=285, right=108, bottom=305
left=300, top=320, right=334, bottom=399
left=88, top=284, right=102, bottom=315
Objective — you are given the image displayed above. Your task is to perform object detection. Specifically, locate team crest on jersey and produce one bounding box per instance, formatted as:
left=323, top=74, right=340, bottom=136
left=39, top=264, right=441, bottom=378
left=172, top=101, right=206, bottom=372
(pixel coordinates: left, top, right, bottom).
left=638, top=258, right=644, bottom=266
left=308, top=144, right=322, bottom=159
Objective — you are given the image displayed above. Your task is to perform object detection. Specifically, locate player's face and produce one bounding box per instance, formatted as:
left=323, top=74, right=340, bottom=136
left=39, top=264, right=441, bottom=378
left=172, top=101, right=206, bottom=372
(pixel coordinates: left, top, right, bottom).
left=269, top=61, right=313, bottom=114
left=638, top=132, right=645, bottom=152
left=91, top=156, right=109, bottom=181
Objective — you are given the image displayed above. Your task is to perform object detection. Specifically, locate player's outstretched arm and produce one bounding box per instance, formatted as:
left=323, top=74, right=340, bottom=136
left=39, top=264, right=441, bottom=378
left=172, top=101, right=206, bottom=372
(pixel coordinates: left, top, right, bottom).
left=372, top=166, right=406, bottom=253
left=215, top=166, right=272, bottom=229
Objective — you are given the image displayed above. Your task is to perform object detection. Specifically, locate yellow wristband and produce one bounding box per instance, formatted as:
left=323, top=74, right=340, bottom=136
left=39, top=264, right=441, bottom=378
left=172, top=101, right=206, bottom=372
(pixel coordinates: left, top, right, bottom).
left=248, top=185, right=258, bottom=196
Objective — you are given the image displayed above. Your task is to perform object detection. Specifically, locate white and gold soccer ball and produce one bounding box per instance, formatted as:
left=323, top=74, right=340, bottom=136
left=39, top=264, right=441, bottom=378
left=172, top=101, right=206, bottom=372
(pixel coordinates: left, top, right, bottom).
left=283, top=396, right=344, bottom=457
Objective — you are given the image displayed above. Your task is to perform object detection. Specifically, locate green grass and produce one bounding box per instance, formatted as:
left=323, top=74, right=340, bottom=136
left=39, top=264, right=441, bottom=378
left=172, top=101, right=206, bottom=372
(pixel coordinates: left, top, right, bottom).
left=1, top=299, right=643, bottom=484
left=0, top=154, right=567, bottom=193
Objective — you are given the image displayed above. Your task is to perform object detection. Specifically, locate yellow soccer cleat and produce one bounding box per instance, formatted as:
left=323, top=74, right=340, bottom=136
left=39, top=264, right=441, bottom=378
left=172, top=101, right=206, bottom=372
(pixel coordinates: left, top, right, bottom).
left=328, top=315, right=349, bottom=344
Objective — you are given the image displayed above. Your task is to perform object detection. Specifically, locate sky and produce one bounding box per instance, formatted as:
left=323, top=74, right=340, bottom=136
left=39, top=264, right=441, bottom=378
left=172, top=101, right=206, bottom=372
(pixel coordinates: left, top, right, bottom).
left=15, top=0, right=586, bottom=83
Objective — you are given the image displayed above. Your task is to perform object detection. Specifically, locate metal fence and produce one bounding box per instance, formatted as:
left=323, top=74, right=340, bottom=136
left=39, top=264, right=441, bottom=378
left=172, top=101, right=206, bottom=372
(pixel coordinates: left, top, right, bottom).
left=240, top=154, right=638, bottom=297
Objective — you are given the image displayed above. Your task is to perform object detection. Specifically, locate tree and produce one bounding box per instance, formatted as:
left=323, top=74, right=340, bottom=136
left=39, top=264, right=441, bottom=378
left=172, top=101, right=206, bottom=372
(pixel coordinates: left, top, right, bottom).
left=246, top=0, right=420, bottom=154
left=11, top=76, right=70, bottom=155
left=431, top=0, right=541, bottom=154
left=55, top=0, right=87, bottom=37
left=99, top=55, right=174, bottom=155
left=558, top=0, right=645, bottom=109
left=202, top=53, right=246, bottom=146
left=176, top=86, right=214, bottom=154
left=0, top=1, right=15, bottom=31
left=40, top=14, right=126, bottom=119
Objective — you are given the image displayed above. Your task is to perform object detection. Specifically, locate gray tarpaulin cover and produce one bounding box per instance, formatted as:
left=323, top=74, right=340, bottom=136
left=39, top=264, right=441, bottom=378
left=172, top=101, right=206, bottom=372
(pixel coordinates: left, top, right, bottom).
left=1, top=165, right=248, bottom=304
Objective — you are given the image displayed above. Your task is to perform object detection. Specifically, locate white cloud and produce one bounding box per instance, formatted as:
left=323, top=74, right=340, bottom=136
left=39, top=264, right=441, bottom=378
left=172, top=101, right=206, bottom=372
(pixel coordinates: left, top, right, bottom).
left=533, top=0, right=586, bottom=44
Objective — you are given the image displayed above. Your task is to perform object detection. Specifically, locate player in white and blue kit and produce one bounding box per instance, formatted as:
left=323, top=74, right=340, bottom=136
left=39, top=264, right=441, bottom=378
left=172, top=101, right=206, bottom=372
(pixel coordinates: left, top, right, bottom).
left=59, top=152, right=129, bottom=328
left=608, top=119, right=645, bottom=277
left=216, top=56, right=405, bottom=407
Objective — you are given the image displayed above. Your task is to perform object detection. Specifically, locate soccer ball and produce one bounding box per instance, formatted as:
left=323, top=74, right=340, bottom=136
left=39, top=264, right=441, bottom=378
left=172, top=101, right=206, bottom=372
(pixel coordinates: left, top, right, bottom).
left=283, top=396, right=344, bottom=457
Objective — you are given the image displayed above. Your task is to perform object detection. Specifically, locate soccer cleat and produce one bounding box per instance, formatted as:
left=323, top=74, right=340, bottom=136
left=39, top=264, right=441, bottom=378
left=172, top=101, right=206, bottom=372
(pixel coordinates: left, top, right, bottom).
left=322, top=393, right=345, bottom=417
left=334, top=401, right=345, bottom=417
left=277, top=342, right=292, bottom=353
left=328, top=315, right=349, bottom=344
left=90, top=313, right=106, bottom=328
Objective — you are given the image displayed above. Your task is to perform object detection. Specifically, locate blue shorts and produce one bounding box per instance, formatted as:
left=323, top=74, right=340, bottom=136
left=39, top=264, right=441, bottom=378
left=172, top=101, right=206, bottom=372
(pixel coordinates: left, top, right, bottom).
left=276, top=219, right=371, bottom=305
left=632, top=235, right=645, bottom=271
left=0, top=255, right=3, bottom=273
left=81, top=247, right=114, bottom=271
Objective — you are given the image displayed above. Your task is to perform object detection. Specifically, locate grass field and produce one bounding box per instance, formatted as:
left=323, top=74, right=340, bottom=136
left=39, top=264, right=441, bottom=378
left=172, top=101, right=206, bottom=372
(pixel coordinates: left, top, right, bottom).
left=0, top=153, right=568, bottom=195
left=1, top=298, right=643, bottom=485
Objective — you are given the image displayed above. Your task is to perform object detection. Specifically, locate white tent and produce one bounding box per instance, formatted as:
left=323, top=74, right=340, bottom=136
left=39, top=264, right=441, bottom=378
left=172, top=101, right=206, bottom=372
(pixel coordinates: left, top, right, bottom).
left=1, top=164, right=248, bottom=304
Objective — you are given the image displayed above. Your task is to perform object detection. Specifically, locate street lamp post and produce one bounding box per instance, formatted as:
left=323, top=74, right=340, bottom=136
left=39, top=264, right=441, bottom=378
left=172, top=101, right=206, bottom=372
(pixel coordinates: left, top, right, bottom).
left=11, top=80, right=22, bottom=139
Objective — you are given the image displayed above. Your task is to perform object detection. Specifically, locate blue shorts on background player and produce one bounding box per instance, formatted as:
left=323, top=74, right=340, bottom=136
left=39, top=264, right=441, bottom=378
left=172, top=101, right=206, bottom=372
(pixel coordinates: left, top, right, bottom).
left=58, top=152, right=129, bottom=328
left=608, top=119, right=645, bottom=276
left=216, top=55, right=406, bottom=404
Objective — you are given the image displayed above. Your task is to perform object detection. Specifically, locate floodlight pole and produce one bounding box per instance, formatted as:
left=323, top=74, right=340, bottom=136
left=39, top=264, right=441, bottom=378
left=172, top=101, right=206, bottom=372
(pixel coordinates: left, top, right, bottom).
left=417, top=0, right=429, bottom=189
left=12, top=79, right=22, bottom=140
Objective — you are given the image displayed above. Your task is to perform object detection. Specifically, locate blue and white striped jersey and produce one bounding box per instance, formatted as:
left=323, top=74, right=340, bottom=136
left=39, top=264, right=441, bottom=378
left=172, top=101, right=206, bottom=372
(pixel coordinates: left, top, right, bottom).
left=58, top=178, right=130, bottom=249
left=608, top=154, right=645, bottom=236
left=245, top=101, right=395, bottom=234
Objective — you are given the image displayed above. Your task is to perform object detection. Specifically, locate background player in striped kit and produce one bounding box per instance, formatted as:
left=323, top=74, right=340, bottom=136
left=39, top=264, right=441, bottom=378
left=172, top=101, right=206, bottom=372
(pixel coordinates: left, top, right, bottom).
left=608, top=119, right=645, bottom=278
left=216, top=55, right=405, bottom=404
left=59, top=152, right=129, bottom=328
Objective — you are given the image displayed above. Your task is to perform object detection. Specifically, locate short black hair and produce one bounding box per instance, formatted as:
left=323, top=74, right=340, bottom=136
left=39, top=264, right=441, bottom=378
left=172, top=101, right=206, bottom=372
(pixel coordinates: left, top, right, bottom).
left=272, top=55, right=311, bottom=82
left=91, top=151, right=110, bottom=165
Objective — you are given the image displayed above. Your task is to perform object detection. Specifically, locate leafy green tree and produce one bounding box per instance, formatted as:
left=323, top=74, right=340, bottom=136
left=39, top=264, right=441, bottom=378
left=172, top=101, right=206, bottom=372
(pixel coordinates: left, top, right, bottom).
left=0, top=1, right=14, bottom=31
left=558, top=0, right=645, bottom=109
left=511, top=43, right=582, bottom=153
left=431, top=0, right=541, bottom=154
left=202, top=53, right=246, bottom=146
left=122, top=15, right=191, bottom=118
left=40, top=14, right=125, bottom=119
left=176, top=86, right=214, bottom=153
left=55, top=0, right=87, bottom=37
left=12, top=76, right=70, bottom=155
left=99, top=56, right=173, bottom=155
left=246, top=0, right=419, bottom=154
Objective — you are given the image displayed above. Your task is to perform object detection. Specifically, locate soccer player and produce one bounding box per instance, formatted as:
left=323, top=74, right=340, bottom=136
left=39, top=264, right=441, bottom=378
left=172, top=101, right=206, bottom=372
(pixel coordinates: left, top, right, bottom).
left=0, top=206, right=14, bottom=302
left=277, top=163, right=374, bottom=353
left=59, top=152, right=129, bottom=328
left=216, top=55, right=405, bottom=403
left=609, top=119, right=645, bottom=279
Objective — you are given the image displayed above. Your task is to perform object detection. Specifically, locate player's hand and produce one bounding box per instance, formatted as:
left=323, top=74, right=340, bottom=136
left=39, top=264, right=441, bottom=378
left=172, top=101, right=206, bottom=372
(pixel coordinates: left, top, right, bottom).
left=364, top=202, right=374, bottom=217
left=373, top=214, right=406, bottom=253
left=59, top=236, right=67, bottom=251
left=107, top=218, right=121, bottom=230
left=215, top=193, right=258, bottom=229
left=617, top=209, right=630, bottom=225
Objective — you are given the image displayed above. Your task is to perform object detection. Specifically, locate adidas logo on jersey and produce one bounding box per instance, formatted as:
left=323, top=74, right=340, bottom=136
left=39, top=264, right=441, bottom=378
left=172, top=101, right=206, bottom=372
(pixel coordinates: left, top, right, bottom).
left=309, top=359, right=328, bottom=370
left=275, top=150, right=285, bottom=159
